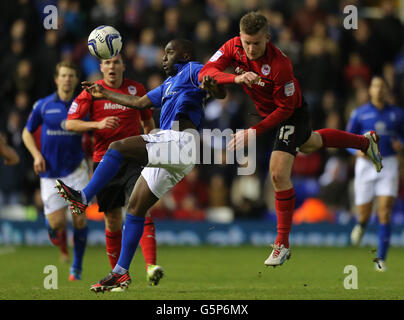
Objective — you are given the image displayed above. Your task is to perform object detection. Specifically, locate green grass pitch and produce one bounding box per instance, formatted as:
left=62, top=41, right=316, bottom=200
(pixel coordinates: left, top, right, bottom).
left=0, top=245, right=403, bottom=300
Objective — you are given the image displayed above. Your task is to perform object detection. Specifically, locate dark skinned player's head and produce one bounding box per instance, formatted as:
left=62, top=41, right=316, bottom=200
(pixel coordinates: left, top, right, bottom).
left=162, top=39, right=195, bottom=76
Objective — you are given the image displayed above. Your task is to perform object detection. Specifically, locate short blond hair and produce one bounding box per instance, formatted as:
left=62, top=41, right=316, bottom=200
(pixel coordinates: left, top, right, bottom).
left=240, top=11, right=268, bottom=35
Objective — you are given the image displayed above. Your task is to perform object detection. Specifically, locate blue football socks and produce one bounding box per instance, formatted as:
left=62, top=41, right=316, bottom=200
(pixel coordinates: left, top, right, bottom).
left=377, top=223, right=391, bottom=260
left=82, top=148, right=123, bottom=204
left=71, top=226, right=88, bottom=273
left=113, top=214, right=145, bottom=274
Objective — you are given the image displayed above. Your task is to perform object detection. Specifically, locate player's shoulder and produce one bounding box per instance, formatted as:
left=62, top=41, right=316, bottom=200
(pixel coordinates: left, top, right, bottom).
left=351, top=102, right=373, bottom=118
left=187, top=60, right=204, bottom=71
left=386, top=103, right=404, bottom=113
left=270, top=43, right=292, bottom=69
left=221, top=36, right=241, bottom=52
left=33, top=93, right=57, bottom=111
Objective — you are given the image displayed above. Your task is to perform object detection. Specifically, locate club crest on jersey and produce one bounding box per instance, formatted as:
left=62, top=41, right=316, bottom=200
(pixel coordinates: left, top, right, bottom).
left=261, top=64, right=271, bottom=76
left=128, top=85, right=137, bottom=95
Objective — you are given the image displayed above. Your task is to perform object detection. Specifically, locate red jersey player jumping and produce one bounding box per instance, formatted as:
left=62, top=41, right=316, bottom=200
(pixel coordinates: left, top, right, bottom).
left=65, top=54, right=164, bottom=285
left=199, top=11, right=383, bottom=267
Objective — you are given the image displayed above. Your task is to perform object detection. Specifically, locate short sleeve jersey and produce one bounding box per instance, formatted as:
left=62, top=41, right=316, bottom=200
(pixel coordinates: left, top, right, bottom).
left=67, top=79, right=153, bottom=162
left=26, top=92, right=84, bottom=178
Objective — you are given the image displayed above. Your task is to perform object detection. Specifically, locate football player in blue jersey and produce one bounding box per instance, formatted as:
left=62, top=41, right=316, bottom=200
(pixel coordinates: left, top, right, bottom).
left=22, top=61, right=90, bottom=281
left=56, top=39, right=225, bottom=292
left=347, top=76, right=404, bottom=272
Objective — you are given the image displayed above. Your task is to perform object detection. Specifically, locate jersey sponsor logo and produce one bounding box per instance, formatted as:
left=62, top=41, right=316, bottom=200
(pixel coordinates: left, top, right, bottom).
left=68, top=102, right=78, bottom=114
left=104, top=102, right=128, bottom=110
left=209, top=50, right=223, bottom=62
left=128, top=85, right=137, bottom=95
left=284, top=81, right=295, bottom=97
left=46, top=129, right=80, bottom=136
left=261, top=64, right=271, bottom=76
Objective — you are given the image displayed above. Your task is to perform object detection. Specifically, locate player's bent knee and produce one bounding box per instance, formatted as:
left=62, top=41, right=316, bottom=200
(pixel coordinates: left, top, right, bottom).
left=72, top=216, right=87, bottom=229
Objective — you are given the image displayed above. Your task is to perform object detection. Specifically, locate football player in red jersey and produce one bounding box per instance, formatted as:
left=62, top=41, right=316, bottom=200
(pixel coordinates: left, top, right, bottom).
left=199, top=11, right=383, bottom=267
left=65, top=54, right=164, bottom=286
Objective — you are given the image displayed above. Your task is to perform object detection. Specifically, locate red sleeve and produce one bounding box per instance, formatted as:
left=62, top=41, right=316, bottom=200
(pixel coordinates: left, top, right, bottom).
left=198, top=39, right=237, bottom=84
left=251, top=60, right=301, bottom=135
left=67, top=90, right=92, bottom=120
left=135, top=82, right=153, bottom=120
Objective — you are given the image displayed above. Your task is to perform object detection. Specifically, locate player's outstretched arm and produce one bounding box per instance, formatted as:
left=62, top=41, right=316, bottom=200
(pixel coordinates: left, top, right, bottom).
left=81, top=81, right=153, bottom=110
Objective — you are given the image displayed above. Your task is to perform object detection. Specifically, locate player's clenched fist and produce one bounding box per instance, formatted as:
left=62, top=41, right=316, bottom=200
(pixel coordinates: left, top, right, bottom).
left=82, top=81, right=105, bottom=98
left=234, top=72, right=261, bottom=88
left=97, top=116, right=120, bottom=130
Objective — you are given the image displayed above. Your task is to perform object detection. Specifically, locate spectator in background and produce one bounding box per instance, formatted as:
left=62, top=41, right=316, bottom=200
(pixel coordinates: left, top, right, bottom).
left=176, top=0, right=206, bottom=38
left=300, top=36, right=335, bottom=128
left=290, top=0, right=327, bottom=42
left=193, top=20, right=216, bottom=62
left=90, top=0, right=123, bottom=32
left=348, top=19, right=384, bottom=74
left=137, top=28, right=161, bottom=68
left=374, top=0, right=404, bottom=66
left=275, top=27, right=301, bottom=66
left=141, top=0, right=165, bottom=30
left=214, top=15, right=234, bottom=49
left=157, top=7, right=184, bottom=46
left=344, top=52, right=371, bottom=89
left=0, top=133, right=19, bottom=166
left=59, top=0, right=87, bottom=43
left=34, top=30, right=60, bottom=98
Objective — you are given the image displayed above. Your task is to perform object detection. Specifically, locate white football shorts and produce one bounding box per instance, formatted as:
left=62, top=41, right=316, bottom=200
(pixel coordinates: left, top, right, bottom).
left=40, top=160, right=90, bottom=215
left=140, top=130, right=197, bottom=199
left=354, top=155, right=399, bottom=205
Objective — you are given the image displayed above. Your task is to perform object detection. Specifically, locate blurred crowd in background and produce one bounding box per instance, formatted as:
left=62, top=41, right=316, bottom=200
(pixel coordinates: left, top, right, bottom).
left=0, top=0, right=403, bottom=224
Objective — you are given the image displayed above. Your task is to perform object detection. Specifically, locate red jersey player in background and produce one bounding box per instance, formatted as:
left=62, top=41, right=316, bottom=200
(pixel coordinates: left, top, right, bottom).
left=65, top=54, right=164, bottom=286
left=199, top=11, right=383, bottom=267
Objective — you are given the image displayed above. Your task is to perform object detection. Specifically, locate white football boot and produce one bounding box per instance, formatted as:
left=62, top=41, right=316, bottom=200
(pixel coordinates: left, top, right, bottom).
left=264, top=244, right=291, bottom=267
left=374, top=259, right=387, bottom=272
left=350, top=224, right=365, bottom=246
left=146, top=265, right=164, bottom=286
left=364, top=131, right=383, bottom=173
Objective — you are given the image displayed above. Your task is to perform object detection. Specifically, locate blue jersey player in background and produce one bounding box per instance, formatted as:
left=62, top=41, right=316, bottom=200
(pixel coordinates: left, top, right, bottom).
left=22, top=61, right=90, bottom=281
left=347, top=76, right=404, bottom=272
left=56, top=39, right=226, bottom=292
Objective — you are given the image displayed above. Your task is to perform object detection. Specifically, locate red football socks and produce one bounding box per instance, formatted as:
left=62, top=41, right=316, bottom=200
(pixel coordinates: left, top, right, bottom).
left=139, top=216, right=157, bottom=269
left=48, top=229, right=68, bottom=256
left=275, top=188, right=295, bottom=249
left=105, top=229, right=122, bottom=269
left=316, top=129, right=369, bottom=152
